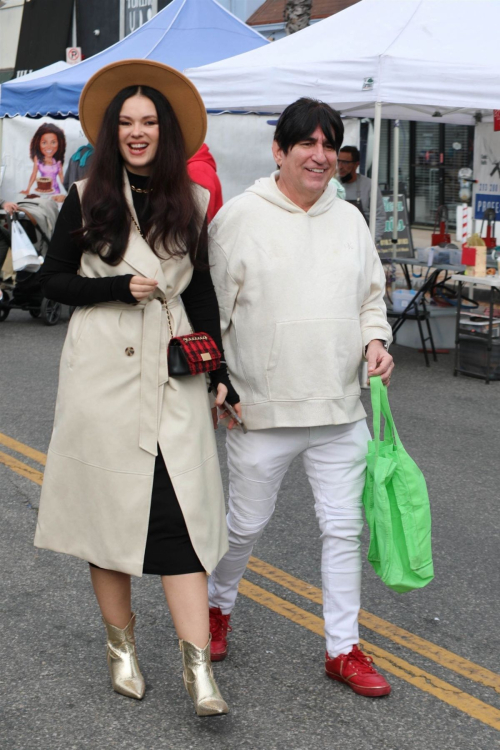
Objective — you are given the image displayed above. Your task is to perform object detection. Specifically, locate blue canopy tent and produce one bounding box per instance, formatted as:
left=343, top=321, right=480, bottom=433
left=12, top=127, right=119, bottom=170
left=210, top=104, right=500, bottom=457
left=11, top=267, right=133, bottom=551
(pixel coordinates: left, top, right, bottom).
left=0, top=0, right=268, bottom=118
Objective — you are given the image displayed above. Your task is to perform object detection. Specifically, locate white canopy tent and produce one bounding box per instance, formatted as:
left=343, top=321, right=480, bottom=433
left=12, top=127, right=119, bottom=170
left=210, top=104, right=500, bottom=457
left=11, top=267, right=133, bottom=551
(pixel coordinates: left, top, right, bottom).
left=187, top=0, right=500, bottom=237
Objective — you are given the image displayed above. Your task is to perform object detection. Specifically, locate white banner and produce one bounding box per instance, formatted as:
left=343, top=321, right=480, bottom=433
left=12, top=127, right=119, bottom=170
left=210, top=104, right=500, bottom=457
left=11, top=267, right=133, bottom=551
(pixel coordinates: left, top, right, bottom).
left=2, top=114, right=360, bottom=208
left=1, top=116, right=87, bottom=203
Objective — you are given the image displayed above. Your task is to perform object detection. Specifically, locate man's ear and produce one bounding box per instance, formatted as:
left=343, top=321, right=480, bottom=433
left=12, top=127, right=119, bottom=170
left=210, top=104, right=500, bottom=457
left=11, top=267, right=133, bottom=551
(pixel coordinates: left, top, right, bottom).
left=272, top=140, right=283, bottom=168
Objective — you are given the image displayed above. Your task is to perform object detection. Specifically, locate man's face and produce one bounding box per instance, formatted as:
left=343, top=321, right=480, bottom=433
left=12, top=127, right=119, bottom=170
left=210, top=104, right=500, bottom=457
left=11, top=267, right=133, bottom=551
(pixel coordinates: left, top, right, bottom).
left=272, top=125, right=337, bottom=206
left=337, top=151, right=359, bottom=180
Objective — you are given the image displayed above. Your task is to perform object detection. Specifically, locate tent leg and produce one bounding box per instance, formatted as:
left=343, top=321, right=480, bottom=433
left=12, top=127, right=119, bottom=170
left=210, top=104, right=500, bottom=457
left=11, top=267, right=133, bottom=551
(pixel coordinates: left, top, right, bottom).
left=369, top=101, right=382, bottom=241
left=392, top=119, right=400, bottom=273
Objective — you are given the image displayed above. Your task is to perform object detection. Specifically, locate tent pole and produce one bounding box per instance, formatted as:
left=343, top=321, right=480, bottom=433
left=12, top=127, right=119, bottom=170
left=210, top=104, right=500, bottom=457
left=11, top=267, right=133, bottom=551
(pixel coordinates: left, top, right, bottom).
left=392, top=119, right=400, bottom=259
left=362, top=101, right=382, bottom=391
left=369, top=101, right=382, bottom=240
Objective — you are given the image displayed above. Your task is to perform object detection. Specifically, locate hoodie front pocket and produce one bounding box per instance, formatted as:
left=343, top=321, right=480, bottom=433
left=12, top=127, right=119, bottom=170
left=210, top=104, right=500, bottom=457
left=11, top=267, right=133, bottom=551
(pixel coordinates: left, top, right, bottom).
left=266, top=319, right=362, bottom=401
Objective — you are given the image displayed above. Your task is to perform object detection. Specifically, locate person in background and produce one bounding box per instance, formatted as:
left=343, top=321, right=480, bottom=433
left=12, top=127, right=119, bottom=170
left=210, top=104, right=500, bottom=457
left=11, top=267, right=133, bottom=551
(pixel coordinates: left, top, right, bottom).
left=337, top=145, right=386, bottom=244
left=63, top=143, right=95, bottom=193
left=50, top=143, right=95, bottom=205
left=0, top=199, right=20, bottom=215
left=208, top=98, right=394, bottom=698
left=187, top=144, right=223, bottom=222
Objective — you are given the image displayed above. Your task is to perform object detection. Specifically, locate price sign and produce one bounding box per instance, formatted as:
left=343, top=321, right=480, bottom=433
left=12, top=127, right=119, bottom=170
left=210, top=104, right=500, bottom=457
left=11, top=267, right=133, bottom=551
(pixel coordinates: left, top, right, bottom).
left=379, top=193, right=414, bottom=257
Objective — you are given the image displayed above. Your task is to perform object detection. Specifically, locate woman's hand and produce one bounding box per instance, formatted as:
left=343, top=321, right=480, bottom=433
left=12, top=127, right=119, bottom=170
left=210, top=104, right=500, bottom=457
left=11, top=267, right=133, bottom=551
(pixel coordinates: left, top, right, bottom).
left=129, top=275, right=158, bottom=301
left=366, top=340, right=394, bottom=386
left=214, top=383, right=242, bottom=430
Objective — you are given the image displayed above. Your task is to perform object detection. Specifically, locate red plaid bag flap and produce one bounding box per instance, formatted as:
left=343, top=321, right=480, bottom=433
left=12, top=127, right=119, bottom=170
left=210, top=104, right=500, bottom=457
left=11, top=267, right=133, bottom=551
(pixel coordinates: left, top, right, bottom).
left=169, top=332, right=221, bottom=375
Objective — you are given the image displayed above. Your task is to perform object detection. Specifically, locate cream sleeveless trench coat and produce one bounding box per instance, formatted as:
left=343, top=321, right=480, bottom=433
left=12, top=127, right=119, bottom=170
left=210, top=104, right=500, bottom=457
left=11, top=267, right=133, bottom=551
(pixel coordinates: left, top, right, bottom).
left=34, top=179, right=228, bottom=576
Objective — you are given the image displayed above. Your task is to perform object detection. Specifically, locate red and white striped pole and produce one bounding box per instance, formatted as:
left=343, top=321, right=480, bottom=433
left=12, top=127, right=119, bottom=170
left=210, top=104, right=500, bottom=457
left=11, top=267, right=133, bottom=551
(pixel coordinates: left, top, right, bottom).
left=462, top=203, right=469, bottom=247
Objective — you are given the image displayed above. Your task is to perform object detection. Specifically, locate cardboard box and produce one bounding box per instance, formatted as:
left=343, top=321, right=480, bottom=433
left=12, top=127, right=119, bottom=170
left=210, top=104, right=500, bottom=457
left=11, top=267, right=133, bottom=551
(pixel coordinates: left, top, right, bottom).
left=461, top=245, right=487, bottom=276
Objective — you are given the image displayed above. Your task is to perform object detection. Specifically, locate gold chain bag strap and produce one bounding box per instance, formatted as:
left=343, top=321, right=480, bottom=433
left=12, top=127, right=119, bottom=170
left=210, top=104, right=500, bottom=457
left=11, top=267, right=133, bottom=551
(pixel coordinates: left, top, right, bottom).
left=130, top=212, right=221, bottom=377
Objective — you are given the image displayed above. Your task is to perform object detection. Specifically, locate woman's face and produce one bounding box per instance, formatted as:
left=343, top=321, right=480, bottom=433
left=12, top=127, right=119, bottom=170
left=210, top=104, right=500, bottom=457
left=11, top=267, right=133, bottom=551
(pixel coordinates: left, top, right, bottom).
left=40, top=132, right=59, bottom=160
left=118, top=94, right=159, bottom=176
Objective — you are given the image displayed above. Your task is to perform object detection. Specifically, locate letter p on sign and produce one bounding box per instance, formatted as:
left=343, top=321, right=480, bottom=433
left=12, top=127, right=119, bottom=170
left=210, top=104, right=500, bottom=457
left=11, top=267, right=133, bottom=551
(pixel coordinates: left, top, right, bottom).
left=66, top=47, right=82, bottom=65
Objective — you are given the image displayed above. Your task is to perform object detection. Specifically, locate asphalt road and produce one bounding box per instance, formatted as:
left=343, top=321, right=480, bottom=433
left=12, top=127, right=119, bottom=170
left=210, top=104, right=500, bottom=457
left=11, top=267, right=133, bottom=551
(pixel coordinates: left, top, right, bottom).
left=1, top=309, right=499, bottom=750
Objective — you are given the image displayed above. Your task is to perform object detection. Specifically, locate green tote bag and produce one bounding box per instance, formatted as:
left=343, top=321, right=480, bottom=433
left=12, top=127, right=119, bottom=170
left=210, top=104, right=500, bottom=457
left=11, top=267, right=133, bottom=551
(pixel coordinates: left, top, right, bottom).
left=362, top=376, right=434, bottom=593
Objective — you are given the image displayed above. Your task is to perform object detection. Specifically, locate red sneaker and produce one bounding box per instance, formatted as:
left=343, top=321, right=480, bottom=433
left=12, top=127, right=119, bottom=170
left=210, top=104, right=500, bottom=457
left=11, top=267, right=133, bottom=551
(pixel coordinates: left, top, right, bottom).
left=209, top=607, right=232, bottom=662
left=325, top=645, right=391, bottom=697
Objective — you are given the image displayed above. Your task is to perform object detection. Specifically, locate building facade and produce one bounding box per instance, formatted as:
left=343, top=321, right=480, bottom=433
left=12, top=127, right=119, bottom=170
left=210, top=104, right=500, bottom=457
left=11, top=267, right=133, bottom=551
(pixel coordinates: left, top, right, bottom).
left=0, top=0, right=176, bottom=83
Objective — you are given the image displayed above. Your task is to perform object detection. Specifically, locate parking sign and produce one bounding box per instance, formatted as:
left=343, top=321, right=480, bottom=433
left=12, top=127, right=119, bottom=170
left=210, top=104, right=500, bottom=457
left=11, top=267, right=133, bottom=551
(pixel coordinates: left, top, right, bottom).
left=66, top=47, right=82, bottom=65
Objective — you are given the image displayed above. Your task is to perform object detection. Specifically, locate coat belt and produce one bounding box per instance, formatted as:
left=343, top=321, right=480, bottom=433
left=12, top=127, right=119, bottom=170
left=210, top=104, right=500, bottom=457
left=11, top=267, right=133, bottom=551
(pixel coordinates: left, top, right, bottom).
left=93, top=296, right=180, bottom=457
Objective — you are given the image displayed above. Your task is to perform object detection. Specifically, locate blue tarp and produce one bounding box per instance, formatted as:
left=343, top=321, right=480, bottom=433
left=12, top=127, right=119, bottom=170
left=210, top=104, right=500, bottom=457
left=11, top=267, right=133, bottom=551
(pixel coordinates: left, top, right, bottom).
left=0, top=0, right=268, bottom=118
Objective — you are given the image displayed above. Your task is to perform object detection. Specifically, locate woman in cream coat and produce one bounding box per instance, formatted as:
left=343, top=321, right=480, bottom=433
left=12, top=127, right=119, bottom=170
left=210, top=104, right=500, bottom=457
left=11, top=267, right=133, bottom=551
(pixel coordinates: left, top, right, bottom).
left=34, top=60, right=241, bottom=717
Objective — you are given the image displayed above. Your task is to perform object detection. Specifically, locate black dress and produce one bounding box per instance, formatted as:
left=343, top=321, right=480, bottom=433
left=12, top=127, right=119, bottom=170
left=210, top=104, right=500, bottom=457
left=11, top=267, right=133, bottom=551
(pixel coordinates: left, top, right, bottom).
left=40, top=172, right=238, bottom=575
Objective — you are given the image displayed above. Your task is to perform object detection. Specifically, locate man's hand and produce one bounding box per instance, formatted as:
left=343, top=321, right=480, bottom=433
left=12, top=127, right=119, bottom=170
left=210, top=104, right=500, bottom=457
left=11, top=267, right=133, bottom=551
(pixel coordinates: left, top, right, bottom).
left=366, top=339, right=394, bottom=386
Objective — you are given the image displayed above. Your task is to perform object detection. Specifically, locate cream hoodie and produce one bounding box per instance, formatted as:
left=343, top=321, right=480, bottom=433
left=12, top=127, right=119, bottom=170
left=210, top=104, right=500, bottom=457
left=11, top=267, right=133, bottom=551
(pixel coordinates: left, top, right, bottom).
left=209, top=172, right=392, bottom=430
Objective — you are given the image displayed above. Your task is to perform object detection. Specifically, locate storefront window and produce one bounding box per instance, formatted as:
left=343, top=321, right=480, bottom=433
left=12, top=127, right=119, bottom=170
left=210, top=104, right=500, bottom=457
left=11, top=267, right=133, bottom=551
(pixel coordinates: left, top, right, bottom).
left=368, top=119, right=473, bottom=229
left=444, top=124, right=473, bottom=227
left=413, top=122, right=441, bottom=226
left=376, top=120, right=410, bottom=197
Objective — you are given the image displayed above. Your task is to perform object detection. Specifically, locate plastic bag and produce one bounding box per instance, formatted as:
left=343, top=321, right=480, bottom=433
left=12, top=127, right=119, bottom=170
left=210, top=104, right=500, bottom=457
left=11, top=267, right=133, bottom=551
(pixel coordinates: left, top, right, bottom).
left=10, top=219, right=43, bottom=273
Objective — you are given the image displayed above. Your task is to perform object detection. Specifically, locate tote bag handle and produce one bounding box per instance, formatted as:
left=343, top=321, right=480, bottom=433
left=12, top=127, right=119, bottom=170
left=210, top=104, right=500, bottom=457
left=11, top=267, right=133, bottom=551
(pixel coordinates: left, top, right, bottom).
left=370, top=376, right=401, bottom=452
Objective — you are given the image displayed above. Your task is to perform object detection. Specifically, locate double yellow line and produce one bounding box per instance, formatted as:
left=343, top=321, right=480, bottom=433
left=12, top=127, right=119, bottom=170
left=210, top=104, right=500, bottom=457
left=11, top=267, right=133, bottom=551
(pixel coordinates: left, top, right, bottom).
left=1, top=431, right=500, bottom=730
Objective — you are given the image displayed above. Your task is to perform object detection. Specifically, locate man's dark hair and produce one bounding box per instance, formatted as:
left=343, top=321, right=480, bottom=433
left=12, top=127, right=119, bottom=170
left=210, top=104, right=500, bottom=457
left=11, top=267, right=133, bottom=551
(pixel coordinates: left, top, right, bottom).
left=339, top=145, right=360, bottom=163
left=274, top=98, right=344, bottom=154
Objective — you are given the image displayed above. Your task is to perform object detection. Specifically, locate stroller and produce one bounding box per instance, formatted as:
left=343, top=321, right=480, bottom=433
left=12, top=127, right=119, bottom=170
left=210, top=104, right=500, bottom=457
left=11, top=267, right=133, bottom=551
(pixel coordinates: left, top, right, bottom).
left=0, top=198, right=62, bottom=324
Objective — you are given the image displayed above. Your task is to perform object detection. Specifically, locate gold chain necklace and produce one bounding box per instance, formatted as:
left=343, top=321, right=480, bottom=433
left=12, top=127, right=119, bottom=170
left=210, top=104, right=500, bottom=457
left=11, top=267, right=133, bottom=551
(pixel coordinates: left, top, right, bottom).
left=130, top=184, right=152, bottom=194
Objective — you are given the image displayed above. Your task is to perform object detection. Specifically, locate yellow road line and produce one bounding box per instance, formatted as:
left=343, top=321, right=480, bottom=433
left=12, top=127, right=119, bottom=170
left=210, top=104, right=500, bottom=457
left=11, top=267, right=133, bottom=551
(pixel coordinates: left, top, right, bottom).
left=2, top=433, right=500, bottom=728
left=0, top=432, right=46, bottom=466
left=0, top=450, right=44, bottom=485
left=240, top=579, right=500, bottom=731
left=248, top=556, right=500, bottom=695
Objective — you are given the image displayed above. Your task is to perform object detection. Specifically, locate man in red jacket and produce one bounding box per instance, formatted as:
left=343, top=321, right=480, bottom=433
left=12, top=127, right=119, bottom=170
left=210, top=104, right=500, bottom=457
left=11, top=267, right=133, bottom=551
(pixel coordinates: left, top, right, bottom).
left=187, top=144, right=223, bottom=222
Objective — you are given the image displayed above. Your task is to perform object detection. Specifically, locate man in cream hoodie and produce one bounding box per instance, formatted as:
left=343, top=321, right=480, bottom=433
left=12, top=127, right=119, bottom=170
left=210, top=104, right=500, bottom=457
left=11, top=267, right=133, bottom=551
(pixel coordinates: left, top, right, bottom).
left=208, top=98, right=394, bottom=698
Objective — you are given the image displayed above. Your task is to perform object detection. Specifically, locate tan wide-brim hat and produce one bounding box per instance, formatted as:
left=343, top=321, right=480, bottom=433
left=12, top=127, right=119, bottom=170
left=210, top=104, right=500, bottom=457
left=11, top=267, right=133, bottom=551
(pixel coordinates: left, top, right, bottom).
left=78, top=59, right=207, bottom=158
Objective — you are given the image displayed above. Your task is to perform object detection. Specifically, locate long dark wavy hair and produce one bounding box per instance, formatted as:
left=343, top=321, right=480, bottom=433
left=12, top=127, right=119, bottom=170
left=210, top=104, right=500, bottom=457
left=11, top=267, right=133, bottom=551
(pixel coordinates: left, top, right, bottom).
left=78, top=85, right=203, bottom=267
left=30, top=123, right=66, bottom=164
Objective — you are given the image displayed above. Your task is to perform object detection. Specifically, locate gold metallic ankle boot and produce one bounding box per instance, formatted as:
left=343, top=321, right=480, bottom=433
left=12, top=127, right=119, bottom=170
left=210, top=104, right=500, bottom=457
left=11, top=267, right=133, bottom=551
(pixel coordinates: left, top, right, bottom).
left=179, top=636, right=229, bottom=716
left=103, top=612, right=145, bottom=700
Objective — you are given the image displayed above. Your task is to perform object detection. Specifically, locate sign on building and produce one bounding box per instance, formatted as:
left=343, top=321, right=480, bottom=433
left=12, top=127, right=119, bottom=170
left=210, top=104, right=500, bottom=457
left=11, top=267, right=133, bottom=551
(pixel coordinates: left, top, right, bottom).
left=473, top=122, right=500, bottom=221
left=120, top=0, right=157, bottom=38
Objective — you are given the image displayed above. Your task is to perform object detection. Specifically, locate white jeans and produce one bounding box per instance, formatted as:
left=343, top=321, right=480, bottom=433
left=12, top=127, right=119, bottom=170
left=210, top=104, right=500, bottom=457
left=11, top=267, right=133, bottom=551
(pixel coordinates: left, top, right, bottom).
left=208, top=419, right=371, bottom=657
